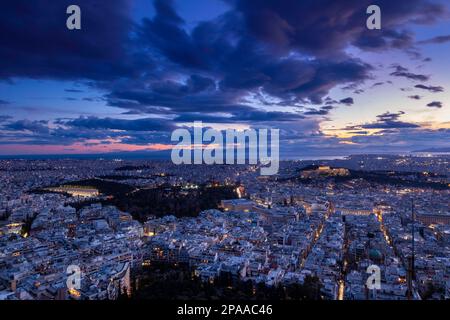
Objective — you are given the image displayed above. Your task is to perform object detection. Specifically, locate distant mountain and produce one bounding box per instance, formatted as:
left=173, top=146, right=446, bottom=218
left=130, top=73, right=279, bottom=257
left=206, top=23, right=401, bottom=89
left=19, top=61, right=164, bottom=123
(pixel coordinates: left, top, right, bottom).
left=412, top=147, right=450, bottom=153
left=0, top=150, right=172, bottom=160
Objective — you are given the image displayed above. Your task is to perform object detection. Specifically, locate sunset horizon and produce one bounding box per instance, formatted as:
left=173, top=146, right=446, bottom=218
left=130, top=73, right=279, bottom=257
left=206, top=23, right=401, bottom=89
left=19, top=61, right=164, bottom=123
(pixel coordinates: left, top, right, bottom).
left=1, top=0, right=449, bottom=157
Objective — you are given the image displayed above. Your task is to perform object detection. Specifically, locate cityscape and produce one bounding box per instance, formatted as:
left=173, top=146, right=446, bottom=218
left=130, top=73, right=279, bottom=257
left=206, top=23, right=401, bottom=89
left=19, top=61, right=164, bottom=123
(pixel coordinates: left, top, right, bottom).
left=0, top=0, right=450, bottom=304
left=0, top=154, right=448, bottom=300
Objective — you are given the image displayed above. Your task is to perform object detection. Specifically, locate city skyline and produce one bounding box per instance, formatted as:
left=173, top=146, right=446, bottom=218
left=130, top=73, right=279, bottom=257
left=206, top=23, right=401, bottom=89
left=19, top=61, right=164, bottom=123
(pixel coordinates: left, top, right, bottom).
left=0, top=0, right=449, bottom=158
left=1, top=2, right=449, bottom=304
left=1, top=154, right=448, bottom=301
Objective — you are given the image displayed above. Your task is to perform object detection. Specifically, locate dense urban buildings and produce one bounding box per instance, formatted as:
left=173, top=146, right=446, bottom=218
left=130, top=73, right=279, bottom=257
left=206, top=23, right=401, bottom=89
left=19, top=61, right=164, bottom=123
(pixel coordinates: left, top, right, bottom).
left=0, top=154, right=448, bottom=300
left=0, top=0, right=449, bottom=310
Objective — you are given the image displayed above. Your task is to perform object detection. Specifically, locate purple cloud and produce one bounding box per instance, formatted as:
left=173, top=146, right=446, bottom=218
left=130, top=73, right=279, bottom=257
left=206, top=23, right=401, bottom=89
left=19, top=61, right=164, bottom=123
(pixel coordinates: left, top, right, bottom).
left=415, top=84, right=444, bottom=92
left=426, top=101, right=443, bottom=108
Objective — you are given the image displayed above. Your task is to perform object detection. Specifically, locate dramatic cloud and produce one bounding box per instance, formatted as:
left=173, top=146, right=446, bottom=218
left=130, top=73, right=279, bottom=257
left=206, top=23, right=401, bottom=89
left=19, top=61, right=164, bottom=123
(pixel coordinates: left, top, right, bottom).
left=2, top=120, right=50, bottom=134
left=0, top=115, right=12, bottom=123
left=62, top=116, right=175, bottom=132
left=361, top=121, right=420, bottom=129
left=408, top=95, right=422, bottom=100
left=234, top=0, right=446, bottom=55
left=0, top=0, right=448, bottom=155
left=352, top=111, right=420, bottom=129
left=0, top=117, right=172, bottom=147
left=376, top=111, right=405, bottom=122
left=133, top=0, right=374, bottom=108
left=371, top=82, right=385, bottom=88
left=389, top=65, right=429, bottom=81
left=339, top=97, right=354, bottom=106
left=175, top=110, right=304, bottom=123
left=418, top=34, right=450, bottom=44
left=426, top=101, right=443, bottom=108
left=348, top=128, right=450, bottom=152
left=303, top=106, right=332, bottom=116
left=0, top=0, right=150, bottom=80
left=1, top=0, right=446, bottom=111
left=414, top=84, right=444, bottom=92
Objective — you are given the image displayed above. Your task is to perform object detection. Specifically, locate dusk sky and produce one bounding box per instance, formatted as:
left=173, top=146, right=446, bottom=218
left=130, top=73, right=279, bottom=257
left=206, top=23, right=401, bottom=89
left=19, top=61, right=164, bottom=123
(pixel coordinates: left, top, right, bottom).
left=0, top=0, right=449, bottom=157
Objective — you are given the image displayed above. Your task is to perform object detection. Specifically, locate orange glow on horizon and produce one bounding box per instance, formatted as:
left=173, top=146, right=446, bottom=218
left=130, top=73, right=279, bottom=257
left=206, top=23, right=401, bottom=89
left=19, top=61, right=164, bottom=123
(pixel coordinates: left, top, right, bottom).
left=0, top=141, right=175, bottom=155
